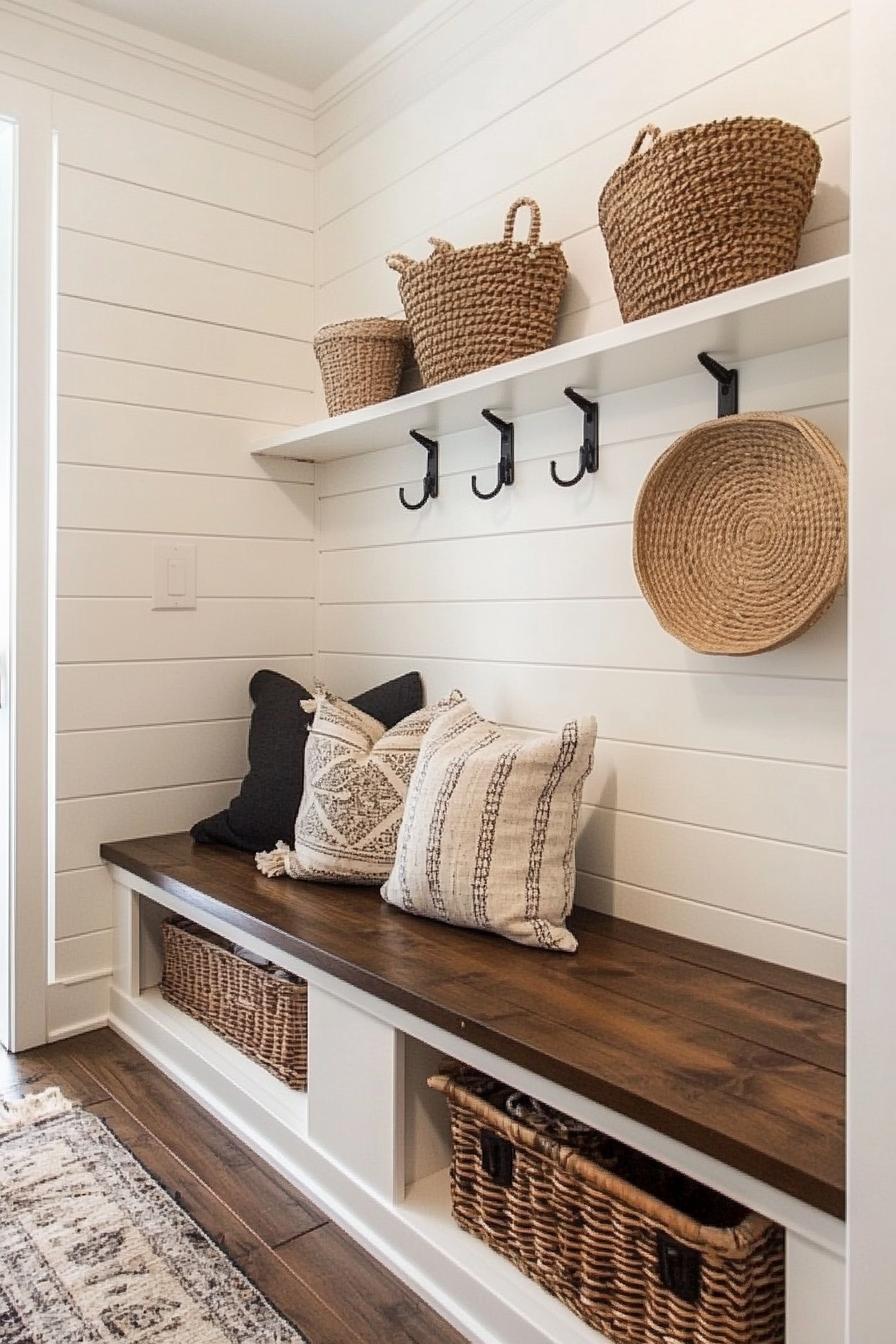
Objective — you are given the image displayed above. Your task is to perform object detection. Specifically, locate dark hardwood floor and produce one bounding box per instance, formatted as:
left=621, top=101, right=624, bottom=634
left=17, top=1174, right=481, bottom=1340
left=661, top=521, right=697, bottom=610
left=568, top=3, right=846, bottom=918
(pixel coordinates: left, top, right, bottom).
left=0, top=1029, right=465, bottom=1344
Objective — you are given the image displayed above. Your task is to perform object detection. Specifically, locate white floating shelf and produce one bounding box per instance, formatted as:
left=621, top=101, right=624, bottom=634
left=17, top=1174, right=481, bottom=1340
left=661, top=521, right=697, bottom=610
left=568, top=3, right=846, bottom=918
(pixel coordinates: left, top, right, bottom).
left=255, top=256, right=849, bottom=464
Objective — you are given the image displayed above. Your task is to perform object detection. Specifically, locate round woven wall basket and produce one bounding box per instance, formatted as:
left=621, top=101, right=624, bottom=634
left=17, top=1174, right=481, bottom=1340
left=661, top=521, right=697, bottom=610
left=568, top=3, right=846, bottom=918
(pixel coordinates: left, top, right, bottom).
left=313, top=318, right=410, bottom=417
left=386, top=197, right=567, bottom=387
left=598, top=118, right=821, bottom=322
left=633, top=413, right=847, bottom=656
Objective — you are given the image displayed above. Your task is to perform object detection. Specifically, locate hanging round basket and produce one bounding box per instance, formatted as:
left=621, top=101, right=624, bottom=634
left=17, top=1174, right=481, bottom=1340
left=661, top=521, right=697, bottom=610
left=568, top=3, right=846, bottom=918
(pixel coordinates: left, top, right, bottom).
left=633, top=413, right=847, bottom=655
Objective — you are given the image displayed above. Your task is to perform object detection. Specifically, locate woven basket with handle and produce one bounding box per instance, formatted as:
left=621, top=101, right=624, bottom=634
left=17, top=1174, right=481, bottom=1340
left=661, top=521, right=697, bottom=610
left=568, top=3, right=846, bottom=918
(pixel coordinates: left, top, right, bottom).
left=161, top=919, right=307, bottom=1089
left=386, top=197, right=567, bottom=386
left=313, top=317, right=410, bottom=417
left=430, top=1068, right=784, bottom=1344
left=633, top=413, right=847, bottom=656
left=598, top=118, right=821, bottom=322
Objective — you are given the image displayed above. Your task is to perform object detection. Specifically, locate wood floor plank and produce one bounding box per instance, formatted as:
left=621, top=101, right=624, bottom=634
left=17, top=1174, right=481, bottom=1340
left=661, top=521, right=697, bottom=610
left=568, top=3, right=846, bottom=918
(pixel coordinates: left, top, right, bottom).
left=0, top=1040, right=109, bottom=1106
left=276, top=1223, right=467, bottom=1344
left=236, top=1246, right=371, bottom=1344
left=0, top=1031, right=460, bottom=1343
left=67, top=1028, right=328, bottom=1246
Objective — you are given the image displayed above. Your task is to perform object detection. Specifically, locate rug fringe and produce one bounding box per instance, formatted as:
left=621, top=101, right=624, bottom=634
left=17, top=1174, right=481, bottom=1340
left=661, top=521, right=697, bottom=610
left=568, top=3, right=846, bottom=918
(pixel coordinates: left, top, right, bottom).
left=0, top=1086, right=72, bottom=1133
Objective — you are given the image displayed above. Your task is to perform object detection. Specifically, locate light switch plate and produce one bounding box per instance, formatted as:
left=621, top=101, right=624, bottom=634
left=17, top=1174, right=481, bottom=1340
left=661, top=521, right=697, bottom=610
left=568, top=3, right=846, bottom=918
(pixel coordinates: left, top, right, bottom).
left=152, top=543, right=196, bottom=610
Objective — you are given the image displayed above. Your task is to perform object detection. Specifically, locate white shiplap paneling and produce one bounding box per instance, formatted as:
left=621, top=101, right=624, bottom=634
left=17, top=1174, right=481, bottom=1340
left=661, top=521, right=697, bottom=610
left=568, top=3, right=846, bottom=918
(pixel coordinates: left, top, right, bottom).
left=312, top=354, right=847, bottom=980
left=58, top=168, right=314, bottom=281
left=57, top=398, right=314, bottom=482
left=56, top=781, right=242, bottom=875
left=317, top=6, right=849, bottom=331
left=0, top=6, right=317, bottom=1016
left=312, top=0, right=849, bottom=992
left=57, top=655, right=315, bottom=732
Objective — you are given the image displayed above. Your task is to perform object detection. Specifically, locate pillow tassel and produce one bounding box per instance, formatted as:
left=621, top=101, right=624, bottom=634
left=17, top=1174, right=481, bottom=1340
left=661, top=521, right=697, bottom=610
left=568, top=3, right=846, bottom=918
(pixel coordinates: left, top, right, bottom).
left=255, top=840, right=301, bottom=879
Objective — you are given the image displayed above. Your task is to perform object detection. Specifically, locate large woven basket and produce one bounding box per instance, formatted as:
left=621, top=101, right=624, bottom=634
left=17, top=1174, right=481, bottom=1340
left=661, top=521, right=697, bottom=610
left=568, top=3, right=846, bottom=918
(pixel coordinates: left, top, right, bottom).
left=313, top=317, right=409, bottom=416
left=633, top=413, right=847, bottom=655
left=161, top=919, right=307, bottom=1089
left=386, top=197, right=567, bottom=386
left=430, top=1070, right=784, bottom=1344
left=598, top=118, right=821, bottom=322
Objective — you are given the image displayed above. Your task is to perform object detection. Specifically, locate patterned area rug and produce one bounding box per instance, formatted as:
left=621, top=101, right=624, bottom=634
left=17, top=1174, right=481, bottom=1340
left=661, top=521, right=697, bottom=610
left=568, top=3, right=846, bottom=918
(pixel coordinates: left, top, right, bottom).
left=0, top=1088, right=306, bottom=1342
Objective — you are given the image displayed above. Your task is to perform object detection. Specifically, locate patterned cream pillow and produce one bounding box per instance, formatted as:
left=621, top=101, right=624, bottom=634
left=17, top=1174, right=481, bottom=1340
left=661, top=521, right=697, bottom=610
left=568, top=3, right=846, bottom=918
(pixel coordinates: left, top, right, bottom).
left=381, top=697, right=596, bottom=951
left=256, top=687, right=461, bottom=884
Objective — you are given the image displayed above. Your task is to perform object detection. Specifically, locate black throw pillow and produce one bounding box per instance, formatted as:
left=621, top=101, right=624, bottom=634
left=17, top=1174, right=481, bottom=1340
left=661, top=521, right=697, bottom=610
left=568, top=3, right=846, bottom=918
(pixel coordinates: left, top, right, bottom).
left=191, top=669, right=423, bottom=853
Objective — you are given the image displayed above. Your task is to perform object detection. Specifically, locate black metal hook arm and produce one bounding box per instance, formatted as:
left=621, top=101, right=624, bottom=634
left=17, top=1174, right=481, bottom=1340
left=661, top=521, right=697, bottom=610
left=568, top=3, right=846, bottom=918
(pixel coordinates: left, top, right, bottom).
left=398, top=430, right=439, bottom=510
left=472, top=410, right=515, bottom=500
left=551, top=386, right=599, bottom=486
left=697, top=352, right=738, bottom=417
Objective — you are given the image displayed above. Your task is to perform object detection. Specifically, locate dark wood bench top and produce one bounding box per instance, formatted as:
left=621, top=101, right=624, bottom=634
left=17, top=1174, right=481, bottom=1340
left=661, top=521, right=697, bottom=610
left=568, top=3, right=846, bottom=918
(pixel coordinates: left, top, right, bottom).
left=102, top=833, right=845, bottom=1219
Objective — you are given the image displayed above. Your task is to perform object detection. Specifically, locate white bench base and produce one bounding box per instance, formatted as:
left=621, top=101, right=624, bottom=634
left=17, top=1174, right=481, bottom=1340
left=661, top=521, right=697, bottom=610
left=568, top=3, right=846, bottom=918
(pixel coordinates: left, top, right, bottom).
left=108, top=865, right=846, bottom=1344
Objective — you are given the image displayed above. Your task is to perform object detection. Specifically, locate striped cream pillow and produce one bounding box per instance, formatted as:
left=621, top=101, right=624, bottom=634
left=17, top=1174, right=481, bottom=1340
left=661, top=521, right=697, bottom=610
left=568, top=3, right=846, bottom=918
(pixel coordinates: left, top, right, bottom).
left=382, top=697, right=596, bottom=952
left=256, top=687, right=461, bottom=885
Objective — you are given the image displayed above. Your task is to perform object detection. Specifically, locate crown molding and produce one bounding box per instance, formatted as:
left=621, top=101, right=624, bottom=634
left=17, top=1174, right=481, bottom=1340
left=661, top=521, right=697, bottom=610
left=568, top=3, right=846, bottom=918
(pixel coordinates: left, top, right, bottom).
left=313, top=0, right=467, bottom=113
left=7, top=0, right=315, bottom=114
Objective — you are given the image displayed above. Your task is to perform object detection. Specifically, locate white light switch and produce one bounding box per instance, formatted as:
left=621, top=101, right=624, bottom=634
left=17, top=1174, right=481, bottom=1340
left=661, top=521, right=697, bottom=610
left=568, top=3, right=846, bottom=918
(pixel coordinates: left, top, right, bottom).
left=153, top=543, right=196, bottom=609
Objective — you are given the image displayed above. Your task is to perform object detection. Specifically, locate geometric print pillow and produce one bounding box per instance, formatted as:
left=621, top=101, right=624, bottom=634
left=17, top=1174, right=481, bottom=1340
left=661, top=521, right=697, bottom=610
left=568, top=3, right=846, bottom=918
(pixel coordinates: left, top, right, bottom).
left=381, top=696, right=597, bottom=951
left=256, top=686, right=462, bottom=885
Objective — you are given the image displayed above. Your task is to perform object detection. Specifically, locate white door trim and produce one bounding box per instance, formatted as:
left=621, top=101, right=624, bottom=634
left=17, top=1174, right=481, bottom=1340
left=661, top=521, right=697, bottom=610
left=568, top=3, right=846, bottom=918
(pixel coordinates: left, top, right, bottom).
left=1, top=72, right=54, bottom=1051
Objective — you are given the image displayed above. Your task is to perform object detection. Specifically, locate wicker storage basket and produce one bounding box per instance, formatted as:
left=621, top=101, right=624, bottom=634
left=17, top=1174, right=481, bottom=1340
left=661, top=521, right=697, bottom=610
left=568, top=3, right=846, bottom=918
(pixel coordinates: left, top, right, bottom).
left=161, top=919, right=307, bottom=1089
left=633, top=412, right=847, bottom=655
left=598, top=118, right=821, bottom=322
left=429, top=1070, right=785, bottom=1344
left=313, top=318, right=409, bottom=416
left=386, top=197, right=567, bottom=386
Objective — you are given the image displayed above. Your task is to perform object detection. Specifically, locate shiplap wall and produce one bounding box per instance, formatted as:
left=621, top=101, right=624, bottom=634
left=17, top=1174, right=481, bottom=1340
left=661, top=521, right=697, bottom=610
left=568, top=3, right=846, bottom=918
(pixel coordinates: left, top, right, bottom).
left=314, top=0, right=850, bottom=979
left=0, top=0, right=317, bottom=1035
left=1, top=0, right=852, bottom=1037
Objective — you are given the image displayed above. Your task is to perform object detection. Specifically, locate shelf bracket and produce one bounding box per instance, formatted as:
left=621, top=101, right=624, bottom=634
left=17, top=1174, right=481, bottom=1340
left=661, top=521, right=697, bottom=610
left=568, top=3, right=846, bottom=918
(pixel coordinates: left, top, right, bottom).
left=472, top=410, right=515, bottom=500
left=399, top=430, right=439, bottom=511
left=551, top=387, right=599, bottom=486
left=697, top=352, right=739, bottom=417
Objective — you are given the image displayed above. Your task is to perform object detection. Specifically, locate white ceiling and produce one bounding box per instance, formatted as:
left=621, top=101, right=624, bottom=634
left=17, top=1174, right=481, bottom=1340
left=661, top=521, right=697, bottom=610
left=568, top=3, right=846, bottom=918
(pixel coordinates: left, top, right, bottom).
left=74, top=0, right=425, bottom=89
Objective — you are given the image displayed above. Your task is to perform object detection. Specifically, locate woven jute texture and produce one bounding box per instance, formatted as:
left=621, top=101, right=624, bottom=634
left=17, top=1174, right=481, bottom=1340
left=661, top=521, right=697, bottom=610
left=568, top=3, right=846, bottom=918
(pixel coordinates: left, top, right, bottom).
left=313, top=317, right=409, bottom=416
left=633, top=413, right=847, bottom=656
left=430, top=1071, right=785, bottom=1344
left=161, top=919, right=307, bottom=1089
left=386, top=197, right=567, bottom=386
left=598, top=118, right=821, bottom=322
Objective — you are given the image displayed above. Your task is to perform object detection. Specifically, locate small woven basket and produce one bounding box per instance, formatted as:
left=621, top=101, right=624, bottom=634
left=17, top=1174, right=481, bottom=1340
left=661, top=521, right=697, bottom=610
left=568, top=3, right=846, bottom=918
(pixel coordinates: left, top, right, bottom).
left=633, top=413, right=847, bottom=656
left=387, top=197, right=567, bottom=386
left=161, top=919, right=307, bottom=1089
left=430, top=1069, right=785, bottom=1344
left=313, top=318, right=409, bottom=416
left=598, top=118, right=821, bottom=322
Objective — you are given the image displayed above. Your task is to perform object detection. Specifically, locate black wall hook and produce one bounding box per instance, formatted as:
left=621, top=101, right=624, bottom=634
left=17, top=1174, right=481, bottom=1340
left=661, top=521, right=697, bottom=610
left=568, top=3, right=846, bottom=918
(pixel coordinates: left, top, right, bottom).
left=472, top=409, right=514, bottom=500
left=551, top=387, right=599, bottom=486
left=697, top=352, right=738, bottom=417
left=399, top=429, right=439, bottom=510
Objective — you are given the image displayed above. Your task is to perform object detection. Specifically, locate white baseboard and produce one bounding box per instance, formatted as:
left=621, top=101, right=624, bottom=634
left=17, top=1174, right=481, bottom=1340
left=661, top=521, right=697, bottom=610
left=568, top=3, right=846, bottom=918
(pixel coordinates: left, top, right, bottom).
left=47, top=1014, right=109, bottom=1042
left=45, top=974, right=111, bottom=1042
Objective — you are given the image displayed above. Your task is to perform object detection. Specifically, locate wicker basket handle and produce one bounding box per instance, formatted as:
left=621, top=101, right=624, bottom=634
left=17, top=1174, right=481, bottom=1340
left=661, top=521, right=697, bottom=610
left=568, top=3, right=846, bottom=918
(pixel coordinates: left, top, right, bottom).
left=503, top=197, right=542, bottom=248
left=628, top=124, right=662, bottom=158
left=386, top=252, right=415, bottom=275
